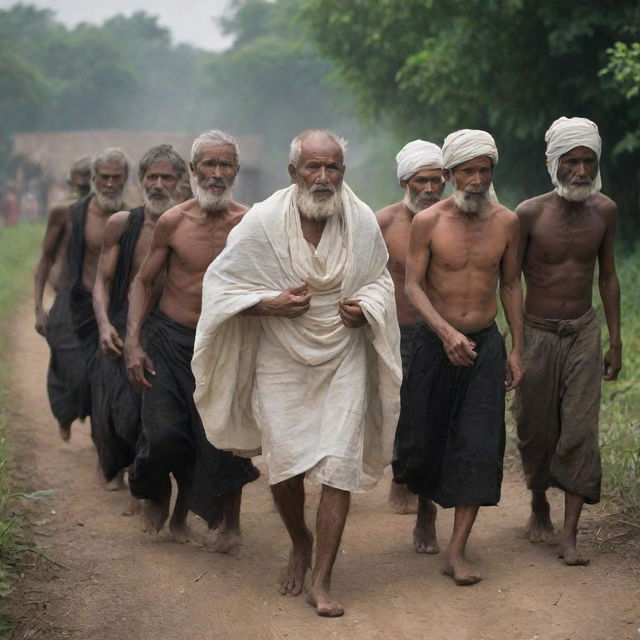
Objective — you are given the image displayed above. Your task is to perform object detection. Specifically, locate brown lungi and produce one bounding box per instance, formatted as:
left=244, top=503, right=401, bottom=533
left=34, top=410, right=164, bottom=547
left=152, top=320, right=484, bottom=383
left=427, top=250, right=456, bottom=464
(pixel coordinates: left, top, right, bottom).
left=513, top=308, right=602, bottom=504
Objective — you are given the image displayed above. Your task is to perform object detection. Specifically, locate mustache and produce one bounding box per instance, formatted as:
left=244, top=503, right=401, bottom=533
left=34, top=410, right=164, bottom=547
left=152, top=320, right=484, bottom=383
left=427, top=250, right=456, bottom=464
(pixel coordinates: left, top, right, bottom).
left=310, top=184, right=336, bottom=194
left=200, top=177, right=228, bottom=189
left=147, top=187, right=171, bottom=198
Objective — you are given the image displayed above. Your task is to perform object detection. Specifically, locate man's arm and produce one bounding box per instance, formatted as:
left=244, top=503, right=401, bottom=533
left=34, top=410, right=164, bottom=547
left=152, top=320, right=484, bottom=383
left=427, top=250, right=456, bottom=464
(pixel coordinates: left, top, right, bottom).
left=92, top=211, right=128, bottom=359
left=499, top=212, right=524, bottom=390
left=597, top=201, right=622, bottom=381
left=124, top=214, right=173, bottom=388
left=242, top=283, right=311, bottom=318
left=33, top=204, right=69, bottom=336
left=514, top=200, right=535, bottom=273
left=405, top=212, right=476, bottom=366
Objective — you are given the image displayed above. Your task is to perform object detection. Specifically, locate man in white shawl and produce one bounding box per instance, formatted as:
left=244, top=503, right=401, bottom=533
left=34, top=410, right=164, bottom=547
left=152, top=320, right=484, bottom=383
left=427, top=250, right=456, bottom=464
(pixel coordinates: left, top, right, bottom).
left=514, top=116, right=621, bottom=566
left=392, top=129, right=523, bottom=586
left=193, top=129, right=401, bottom=617
left=376, top=140, right=444, bottom=542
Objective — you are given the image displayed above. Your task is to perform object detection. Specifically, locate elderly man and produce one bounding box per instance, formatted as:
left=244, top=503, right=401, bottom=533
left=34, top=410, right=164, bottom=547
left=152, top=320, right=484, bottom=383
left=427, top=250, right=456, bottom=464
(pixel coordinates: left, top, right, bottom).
left=124, top=131, right=258, bottom=546
left=514, top=117, right=621, bottom=566
left=393, top=129, right=523, bottom=586
left=376, top=140, right=445, bottom=552
left=91, top=145, right=187, bottom=495
left=192, top=129, right=401, bottom=616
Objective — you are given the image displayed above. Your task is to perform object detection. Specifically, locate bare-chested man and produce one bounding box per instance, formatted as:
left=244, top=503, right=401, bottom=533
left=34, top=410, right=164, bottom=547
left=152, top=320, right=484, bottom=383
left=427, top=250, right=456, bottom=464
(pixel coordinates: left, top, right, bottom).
left=514, top=117, right=621, bottom=566
left=393, top=129, right=523, bottom=586
left=124, top=130, right=259, bottom=546
left=91, top=145, right=187, bottom=494
left=34, top=154, right=127, bottom=441
left=377, top=140, right=445, bottom=554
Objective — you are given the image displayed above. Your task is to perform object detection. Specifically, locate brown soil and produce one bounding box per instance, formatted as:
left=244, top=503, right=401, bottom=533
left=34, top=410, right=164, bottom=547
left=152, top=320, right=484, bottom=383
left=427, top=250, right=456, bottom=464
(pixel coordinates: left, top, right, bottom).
left=4, top=300, right=640, bottom=640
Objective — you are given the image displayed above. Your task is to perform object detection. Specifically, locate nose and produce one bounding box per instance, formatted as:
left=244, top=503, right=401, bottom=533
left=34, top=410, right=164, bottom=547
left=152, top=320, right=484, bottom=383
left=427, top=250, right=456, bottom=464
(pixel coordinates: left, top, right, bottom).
left=424, top=182, right=434, bottom=193
left=316, top=167, right=329, bottom=183
left=575, top=162, right=588, bottom=177
left=153, top=176, right=164, bottom=187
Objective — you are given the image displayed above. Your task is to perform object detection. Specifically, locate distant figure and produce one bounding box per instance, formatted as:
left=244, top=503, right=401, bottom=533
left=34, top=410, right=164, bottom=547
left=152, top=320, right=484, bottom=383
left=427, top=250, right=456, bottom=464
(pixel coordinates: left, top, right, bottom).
left=2, top=183, right=20, bottom=227
left=514, top=117, right=621, bottom=566
left=124, top=131, right=258, bottom=546
left=69, top=157, right=92, bottom=199
left=376, top=140, right=445, bottom=553
left=192, top=129, right=401, bottom=616
left=91, top=145, right=186, bottom=497
left=393, top=129, right=523, bottom=586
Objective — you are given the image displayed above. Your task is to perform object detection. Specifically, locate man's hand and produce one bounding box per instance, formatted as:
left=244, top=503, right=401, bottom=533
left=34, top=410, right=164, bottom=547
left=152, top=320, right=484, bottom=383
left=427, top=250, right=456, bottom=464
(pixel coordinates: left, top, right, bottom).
left=35, top=309, right=48, bottom=337
left=261, top=283, right=311, bottom=318
left=124, top=340, right=156, bottom=389
left=602, top=345, right=622, bottom=381
left=441, top=329, right=477, bottom=366
left=505, top=350, right=524, bottom=391
left=99, top=323, right=124, bottom=359
left=339, top=299, right=367, bottom=328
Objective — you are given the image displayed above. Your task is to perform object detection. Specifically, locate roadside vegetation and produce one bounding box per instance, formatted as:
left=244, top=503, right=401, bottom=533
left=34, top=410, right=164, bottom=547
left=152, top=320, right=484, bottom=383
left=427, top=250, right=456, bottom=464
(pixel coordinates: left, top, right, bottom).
left=0, top=223, right=44, bottom=614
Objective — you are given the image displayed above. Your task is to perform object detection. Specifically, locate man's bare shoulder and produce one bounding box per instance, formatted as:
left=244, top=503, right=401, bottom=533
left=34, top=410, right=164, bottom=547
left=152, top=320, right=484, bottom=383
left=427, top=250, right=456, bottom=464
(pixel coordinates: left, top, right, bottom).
left=103, top=210, right=132, bottom=244
left=492, top=203, right=519, bottom=226
left=47, top=202, right=72, bottom=224
left=514, top=191, right=555, bottom=221
left=591, top=192, right=618, bottom=218
left=228, top=201, right=249, bottom=225
left=375, top=202, right=403, bottom=229
left=413, top=200, right=447, bottom=232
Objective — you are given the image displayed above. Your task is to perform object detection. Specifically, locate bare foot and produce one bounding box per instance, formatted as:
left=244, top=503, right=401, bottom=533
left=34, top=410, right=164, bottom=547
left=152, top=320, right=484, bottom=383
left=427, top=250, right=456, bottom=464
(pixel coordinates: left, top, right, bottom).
left=104, top=470, right=127, bottom=492
left=526, top=512, right=555, bottom=543
left=306, top=585, right=344, bottom=617
left=558, top=539, right=590, bottom=566
left=207, top=529, right=242, bottom=553
left=169, top=520, right=206, bottom=545
left=389, top=480, right=418, bottom=514
left=58, top=423, right=71, bottom=442
left=141, top=498, right=169, bottom=535
left=279, top=529, right=313, bottom=596
left=413, top=526, right=439, bottom=554
left=441, top=555, right=482, bottom=586
left=122, top=494, right=141, bottom=517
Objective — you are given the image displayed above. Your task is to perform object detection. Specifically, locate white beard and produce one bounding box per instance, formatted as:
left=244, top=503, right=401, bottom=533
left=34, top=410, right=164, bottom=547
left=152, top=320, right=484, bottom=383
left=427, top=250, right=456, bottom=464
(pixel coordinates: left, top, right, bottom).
left=296, top=185, right=343, bottom=221
left=194, top=182, right=232, bottom=213
left=452, top=187, right=490, bottom=214
left=143, top=191, right=177, bottom=216
left=93, top=187, right=124, bottom=213
left=403, top=189, right=440, bottom=215
left=556, top=180, right=597, bottom=203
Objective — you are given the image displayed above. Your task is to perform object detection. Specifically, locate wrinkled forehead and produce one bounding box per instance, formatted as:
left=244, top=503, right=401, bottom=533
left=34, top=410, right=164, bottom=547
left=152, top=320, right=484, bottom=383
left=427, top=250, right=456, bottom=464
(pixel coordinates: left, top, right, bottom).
left=559, top=145, right=598, bottom=162
left=195, top=142, right=238, bottom=164
left=95, top=161, right=127, bottom=176
left=408, top=165, right=444, bottom=180
left=143, top=159, right=180, bottom=178
left=451, top=155, right=493, bottom=172
left=299, top=134, right=343, bottom=164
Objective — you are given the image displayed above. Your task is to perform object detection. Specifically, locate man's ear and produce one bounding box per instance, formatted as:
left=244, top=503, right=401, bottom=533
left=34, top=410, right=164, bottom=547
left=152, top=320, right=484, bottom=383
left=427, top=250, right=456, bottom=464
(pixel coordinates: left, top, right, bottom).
left=399, top=178, right=408, bottom=190
left=288, top=163, right=297, bottom=182
left=443, top=169, right=451, bottom=183
left=189, top=161, right=195, bottom=175
left=235, top=163, right=240, bottom=176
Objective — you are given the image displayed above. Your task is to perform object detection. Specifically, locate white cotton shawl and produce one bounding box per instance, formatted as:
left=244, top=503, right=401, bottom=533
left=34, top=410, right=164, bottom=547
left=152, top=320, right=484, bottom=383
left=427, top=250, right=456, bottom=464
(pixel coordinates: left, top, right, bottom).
left=192, top=183, right=402, bottom=492
left=545, top=116, right=602, bottom=192
left=442, top=129, right=499, bottom=202
left=396, top=140, right=443, bottom=181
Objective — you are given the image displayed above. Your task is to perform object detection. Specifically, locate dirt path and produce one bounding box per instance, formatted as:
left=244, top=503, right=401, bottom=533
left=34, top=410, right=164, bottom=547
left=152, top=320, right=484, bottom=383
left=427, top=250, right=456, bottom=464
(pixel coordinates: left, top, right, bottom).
left=5, top=300, right=640, bottom=640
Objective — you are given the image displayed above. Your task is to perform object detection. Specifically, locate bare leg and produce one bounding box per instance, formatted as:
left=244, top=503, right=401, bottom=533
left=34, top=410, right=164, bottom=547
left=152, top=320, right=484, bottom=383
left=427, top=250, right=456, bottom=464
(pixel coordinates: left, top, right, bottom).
left=104, top=468, right=127, bottom=492
left=306, top=485, right=350, bottom=617
left=526, top=490, right=555, bottom=543
left=58, top=421, right=71, bottom=442
left=169, top=474, right=205, bottom=545
left=558, top=491, right=589, bottom=566
left=208, top=489, right=243, bottom=553
left=413, top=496, right=439, bottom=554
left=271, top=475, right=313, bottom=596
left=389, top=480, right=418, bottom=514
left=441, top=504, right=482, bottom=586
left=141, top=480, right=170, bottom=535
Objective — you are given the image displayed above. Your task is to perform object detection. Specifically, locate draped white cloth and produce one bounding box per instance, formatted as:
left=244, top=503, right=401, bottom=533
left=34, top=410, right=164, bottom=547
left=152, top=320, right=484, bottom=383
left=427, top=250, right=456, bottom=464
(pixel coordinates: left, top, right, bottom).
left=545, top=116, right=602, bottom=192
left=192, top=183, right=402, bottom=492
left=396, top=139, right=443, bottom=181
left=442, top=128, right=499, bottom=203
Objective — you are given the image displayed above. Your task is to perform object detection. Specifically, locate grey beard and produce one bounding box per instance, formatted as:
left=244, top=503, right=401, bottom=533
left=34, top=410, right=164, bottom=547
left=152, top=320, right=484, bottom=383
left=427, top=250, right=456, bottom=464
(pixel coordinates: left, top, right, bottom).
left=93, top=188, right=124, bottom=213
left=556, top=180, right=597, bottom=203
left=403, top=190, right=439, bottom=215
left=452, top=188, right=490, bottom=214
left=296, top=186, right=343, bottom=221
left=194, top=182, right=232, bottom=213
left=143, top=192, right=177, bottom=216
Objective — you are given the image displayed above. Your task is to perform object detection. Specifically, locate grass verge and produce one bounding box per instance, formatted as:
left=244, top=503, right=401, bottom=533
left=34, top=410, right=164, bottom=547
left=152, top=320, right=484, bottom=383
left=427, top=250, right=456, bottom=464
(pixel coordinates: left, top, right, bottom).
left=0, top=223, right=44, bottom=610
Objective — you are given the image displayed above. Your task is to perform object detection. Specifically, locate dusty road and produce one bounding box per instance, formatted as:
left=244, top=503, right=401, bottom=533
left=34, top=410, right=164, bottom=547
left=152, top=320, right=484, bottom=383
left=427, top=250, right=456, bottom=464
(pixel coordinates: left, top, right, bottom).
left=5, top=300, right=640, bottom=640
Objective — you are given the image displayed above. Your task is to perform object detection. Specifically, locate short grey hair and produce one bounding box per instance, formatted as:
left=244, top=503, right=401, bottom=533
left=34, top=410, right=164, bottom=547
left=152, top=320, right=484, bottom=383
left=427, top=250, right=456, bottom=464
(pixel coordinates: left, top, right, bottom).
left=91, top=147, right=129, bottom=178
left=191, top=130, right=240, bottom=165
left=289, top=129, right=347, bottom=165
left=138, top=144, right=187, bottom=182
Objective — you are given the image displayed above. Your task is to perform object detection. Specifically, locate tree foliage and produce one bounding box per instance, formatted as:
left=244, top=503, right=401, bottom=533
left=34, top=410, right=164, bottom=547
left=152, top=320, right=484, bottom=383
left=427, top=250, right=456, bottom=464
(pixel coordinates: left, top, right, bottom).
left=300, top=0, right=640, bottom=236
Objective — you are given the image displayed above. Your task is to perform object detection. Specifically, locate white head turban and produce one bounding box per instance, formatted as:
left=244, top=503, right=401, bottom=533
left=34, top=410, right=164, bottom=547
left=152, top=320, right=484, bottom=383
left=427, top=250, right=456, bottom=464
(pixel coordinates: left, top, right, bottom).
left=396, top=139, right=443, bottom=182
left=545, top=116, right=602, bottom=192
left=442, top=129, right=499, bottom=203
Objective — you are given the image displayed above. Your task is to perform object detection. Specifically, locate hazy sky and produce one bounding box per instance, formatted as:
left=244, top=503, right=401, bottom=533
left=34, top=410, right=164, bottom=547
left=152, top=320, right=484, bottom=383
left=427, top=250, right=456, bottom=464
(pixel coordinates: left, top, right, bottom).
left=0, top=0, right=233, bottom=50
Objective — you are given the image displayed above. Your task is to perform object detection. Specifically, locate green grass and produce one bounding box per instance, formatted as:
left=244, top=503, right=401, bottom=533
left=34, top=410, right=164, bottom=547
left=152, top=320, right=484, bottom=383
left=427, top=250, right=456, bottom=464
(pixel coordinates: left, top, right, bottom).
left=0, top=223, right=45, bottom=601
